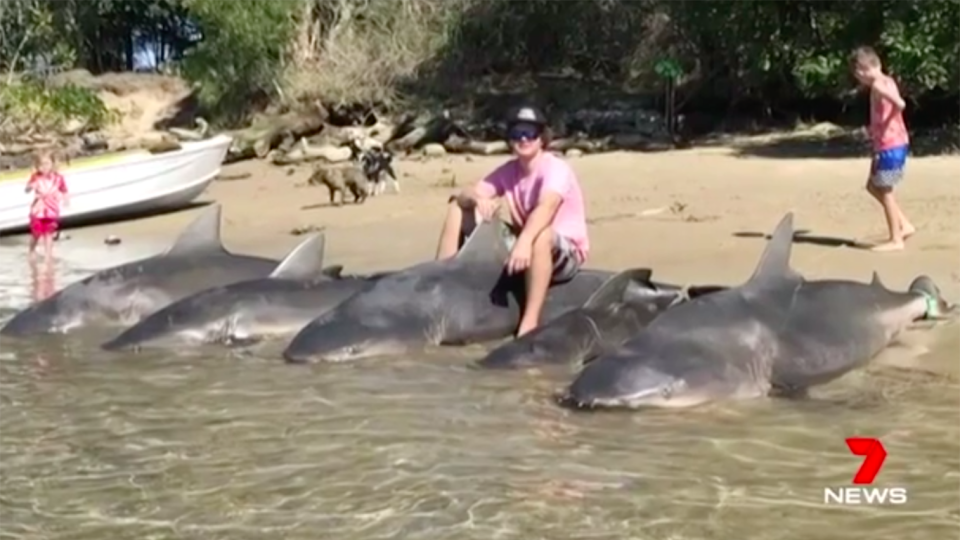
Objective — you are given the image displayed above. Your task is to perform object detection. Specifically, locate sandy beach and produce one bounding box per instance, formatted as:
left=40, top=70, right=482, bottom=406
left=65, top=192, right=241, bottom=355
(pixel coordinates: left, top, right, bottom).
left=50, top=143, right=960, bottom=299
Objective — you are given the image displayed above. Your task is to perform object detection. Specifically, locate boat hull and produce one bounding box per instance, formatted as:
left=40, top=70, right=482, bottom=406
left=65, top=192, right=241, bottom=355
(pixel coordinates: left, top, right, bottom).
left=0, top=135, right=232, bottom=235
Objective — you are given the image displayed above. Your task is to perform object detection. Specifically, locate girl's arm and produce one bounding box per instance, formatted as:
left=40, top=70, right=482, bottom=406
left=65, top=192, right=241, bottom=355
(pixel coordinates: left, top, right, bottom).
left=24, top=173, right=38, bottom=194
left=58, top=174, right=70, bottom=206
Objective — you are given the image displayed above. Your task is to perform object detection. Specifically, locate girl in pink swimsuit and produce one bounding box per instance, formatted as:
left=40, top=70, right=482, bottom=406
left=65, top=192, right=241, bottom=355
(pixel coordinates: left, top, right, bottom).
left=24, top=150, right=69, bottom=264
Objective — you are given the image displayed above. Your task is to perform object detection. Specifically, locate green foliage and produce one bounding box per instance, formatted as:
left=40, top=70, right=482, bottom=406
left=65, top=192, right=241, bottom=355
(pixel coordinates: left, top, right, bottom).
left=0, top=78, right=116, bottom=135
left=179, top=0, right=295, bottom=124
left=654, top=58, right=683, bottom=82
left=0, top=0, right=957, bottom=126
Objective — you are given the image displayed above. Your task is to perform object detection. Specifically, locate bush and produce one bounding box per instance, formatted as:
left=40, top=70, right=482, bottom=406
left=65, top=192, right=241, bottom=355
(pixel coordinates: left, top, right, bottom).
left=0, top=77, right=115, bottom=137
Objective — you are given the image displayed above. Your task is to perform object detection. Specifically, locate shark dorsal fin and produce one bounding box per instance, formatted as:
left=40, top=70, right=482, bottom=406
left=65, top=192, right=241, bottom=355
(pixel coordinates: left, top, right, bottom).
left=165, top=204, right=226, bottom=256
left=455, top=217, right=510, bottom=264
left=583, top=268, right=654, bottom=309
left=269, top=233, right=326, bottom=279
left=870, top=271, right=885, bottom=289
left=745, top=212, right=798, bottom=287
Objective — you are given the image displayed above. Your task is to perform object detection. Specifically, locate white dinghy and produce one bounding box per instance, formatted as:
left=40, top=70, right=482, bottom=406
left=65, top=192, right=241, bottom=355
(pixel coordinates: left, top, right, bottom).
left=0, top=134, right=232, bottom=234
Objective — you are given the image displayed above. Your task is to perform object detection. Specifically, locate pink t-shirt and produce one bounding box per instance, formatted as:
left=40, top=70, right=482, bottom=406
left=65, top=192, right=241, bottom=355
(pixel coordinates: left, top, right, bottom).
left=476, top=152, right=589, bottom=261
left=870, top=75, right=909, bottom=151
left=27, top=171, right=68, bottom=220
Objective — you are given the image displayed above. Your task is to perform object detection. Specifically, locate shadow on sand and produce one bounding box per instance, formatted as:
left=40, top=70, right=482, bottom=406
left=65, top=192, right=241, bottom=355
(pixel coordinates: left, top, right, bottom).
left=0, top=201, right=214, bottom=239
left=733, top=229, right=871, bottom=249
left=728, top=128, right=959, bottom=160
left=729, top=132, right=868, bottom=160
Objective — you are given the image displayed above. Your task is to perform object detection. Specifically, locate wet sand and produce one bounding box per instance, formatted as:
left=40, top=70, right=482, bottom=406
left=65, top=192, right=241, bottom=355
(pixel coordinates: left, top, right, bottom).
left=2, top=143, right=958, bottom=540
left=28, top=143, right=959, bottom=302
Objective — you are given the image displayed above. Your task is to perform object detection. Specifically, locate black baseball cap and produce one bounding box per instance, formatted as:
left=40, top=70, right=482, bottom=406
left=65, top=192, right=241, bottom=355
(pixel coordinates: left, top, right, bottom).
left=505, top=105, right=548, bottom=128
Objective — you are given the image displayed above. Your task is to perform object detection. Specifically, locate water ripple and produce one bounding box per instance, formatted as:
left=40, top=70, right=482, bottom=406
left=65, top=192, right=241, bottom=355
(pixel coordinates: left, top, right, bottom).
left=1, top=244, right=958, bottom=540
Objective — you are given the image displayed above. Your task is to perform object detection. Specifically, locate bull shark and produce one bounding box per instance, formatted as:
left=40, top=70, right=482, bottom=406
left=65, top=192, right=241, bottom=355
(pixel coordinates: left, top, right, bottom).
left=477, top=268, right=727, bottom=369
left=561, top=212, right=955, bottom=410
left=0, top=205, right=329, bottom=337
left=282, top=217, right=615, bottom=363
left=100, top=233, right=382, bottom=351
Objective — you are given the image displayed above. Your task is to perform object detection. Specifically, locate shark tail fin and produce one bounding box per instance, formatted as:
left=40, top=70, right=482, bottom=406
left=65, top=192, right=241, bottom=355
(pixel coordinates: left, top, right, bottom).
left=582, top=268, right=654, bottom=309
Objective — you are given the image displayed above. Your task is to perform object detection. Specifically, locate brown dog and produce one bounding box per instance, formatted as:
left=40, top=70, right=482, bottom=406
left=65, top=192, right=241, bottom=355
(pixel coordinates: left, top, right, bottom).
left=307, top=164, right=370, bottom=206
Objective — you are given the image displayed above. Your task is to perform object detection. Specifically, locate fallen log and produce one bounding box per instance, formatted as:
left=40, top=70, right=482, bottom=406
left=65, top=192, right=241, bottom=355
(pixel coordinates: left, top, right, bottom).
left=548, top=136, right=610, bottom=154
left=270, top=138, right=353, bottom=166
left=228, top=106, right=327, bottom=161
left=145, top=139, right=183, bottom=154
left=385, top=110, right=456, bottom=154
left=442, top=135, right=509, bottom=156
left=167, top=118, right=210, bottom=141
left=311, top=122, right=393, bottom=148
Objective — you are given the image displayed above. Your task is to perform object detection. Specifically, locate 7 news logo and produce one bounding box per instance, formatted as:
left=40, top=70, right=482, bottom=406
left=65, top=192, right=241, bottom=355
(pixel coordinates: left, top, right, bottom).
left=823, top=437, right=908, bottom=505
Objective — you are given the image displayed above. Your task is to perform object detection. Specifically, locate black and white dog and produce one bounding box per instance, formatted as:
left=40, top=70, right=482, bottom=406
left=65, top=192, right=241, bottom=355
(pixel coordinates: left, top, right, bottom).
left=348, top=139, right=399, bottom=196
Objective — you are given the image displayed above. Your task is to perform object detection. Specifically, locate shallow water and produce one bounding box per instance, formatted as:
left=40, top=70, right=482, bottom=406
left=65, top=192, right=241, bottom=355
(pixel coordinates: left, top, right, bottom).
left=1, top=241, right=958, bottom=540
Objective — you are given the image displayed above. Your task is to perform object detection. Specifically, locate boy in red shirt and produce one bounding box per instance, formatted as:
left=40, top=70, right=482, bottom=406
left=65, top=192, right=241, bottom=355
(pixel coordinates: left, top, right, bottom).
left=850, top=46, right=915, bottom=252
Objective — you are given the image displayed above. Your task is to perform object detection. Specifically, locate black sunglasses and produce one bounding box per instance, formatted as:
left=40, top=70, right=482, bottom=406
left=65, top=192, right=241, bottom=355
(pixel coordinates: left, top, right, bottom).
left=507, top=125, right=542, bottom=142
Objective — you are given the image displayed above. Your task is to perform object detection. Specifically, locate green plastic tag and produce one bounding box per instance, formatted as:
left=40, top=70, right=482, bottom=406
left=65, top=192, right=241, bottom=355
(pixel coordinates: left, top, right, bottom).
left=922, top=292, right=940, bottom=319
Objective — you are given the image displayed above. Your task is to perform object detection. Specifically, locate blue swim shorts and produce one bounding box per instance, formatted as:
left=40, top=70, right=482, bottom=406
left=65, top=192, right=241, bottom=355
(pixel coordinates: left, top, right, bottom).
left=870, top=145, right=908, bottom=189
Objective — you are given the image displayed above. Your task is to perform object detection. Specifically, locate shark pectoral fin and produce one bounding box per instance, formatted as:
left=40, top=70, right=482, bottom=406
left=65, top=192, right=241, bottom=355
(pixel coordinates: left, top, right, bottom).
left=165, top=204, right=226, bottom=256
left=269, top=233, right=327, bottom=279
left=583, top=268, right=654, bottom=309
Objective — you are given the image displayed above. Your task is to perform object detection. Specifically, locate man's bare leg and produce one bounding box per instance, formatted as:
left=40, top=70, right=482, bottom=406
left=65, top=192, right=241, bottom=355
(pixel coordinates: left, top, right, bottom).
left=435, top=200, right=466, bottom=260
left=516, top=229, right=554, bottom=337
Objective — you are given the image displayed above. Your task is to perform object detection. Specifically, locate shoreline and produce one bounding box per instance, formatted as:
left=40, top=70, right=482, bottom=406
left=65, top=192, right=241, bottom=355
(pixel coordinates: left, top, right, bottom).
left=7, top=147, right=960, bottom=298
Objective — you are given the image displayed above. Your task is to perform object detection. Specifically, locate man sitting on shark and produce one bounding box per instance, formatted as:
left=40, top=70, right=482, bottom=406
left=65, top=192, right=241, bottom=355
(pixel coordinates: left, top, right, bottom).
left=433, top=105, right=589, bottom=338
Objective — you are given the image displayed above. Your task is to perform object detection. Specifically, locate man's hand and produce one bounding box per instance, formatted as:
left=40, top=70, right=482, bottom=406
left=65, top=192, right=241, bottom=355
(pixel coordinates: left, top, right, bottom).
left=506, top=237, right=532, bottom=274
left=476, top=198, right=499, bottom=221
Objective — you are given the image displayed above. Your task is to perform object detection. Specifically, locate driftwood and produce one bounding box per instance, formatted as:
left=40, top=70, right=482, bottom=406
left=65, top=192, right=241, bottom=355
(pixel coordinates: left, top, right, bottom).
left=311, top=122, right=393, bottom=148
left=228, top=107, right=327, bottom=161
left=385, top=110, right=457, bottom=154
left=145, top=139, right=183, bottom=154
left=442, top=135, right=510, bottom=156
left=548, top=136, right=610, bottom=153
left=167, top=118, right=210, bottom=142
left=270, top=138, right=353, bottom=166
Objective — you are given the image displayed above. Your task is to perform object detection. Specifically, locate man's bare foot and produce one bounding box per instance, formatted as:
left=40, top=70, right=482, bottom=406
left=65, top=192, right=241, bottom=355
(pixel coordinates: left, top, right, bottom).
left=516, top=320, right=538, bottom=338
left=901, top=223, right=917, bottom=240
left=870, top=240, right=905, bottom=252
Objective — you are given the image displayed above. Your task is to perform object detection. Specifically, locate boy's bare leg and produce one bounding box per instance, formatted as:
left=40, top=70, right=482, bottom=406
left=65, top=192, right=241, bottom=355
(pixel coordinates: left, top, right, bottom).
left=866, top=180, right=915, bottom=242
left=870, top=187, right=906, bottom=251
left=516, top=229, right=554, bottom=337
left=435, top=200, right=466, bottom=260
left=897, top=202, right=916, bottom=239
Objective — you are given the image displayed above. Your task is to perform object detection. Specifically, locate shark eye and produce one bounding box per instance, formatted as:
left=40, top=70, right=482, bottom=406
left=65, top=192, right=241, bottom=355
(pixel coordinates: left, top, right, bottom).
left=660, top=385, right=674, bottom=400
